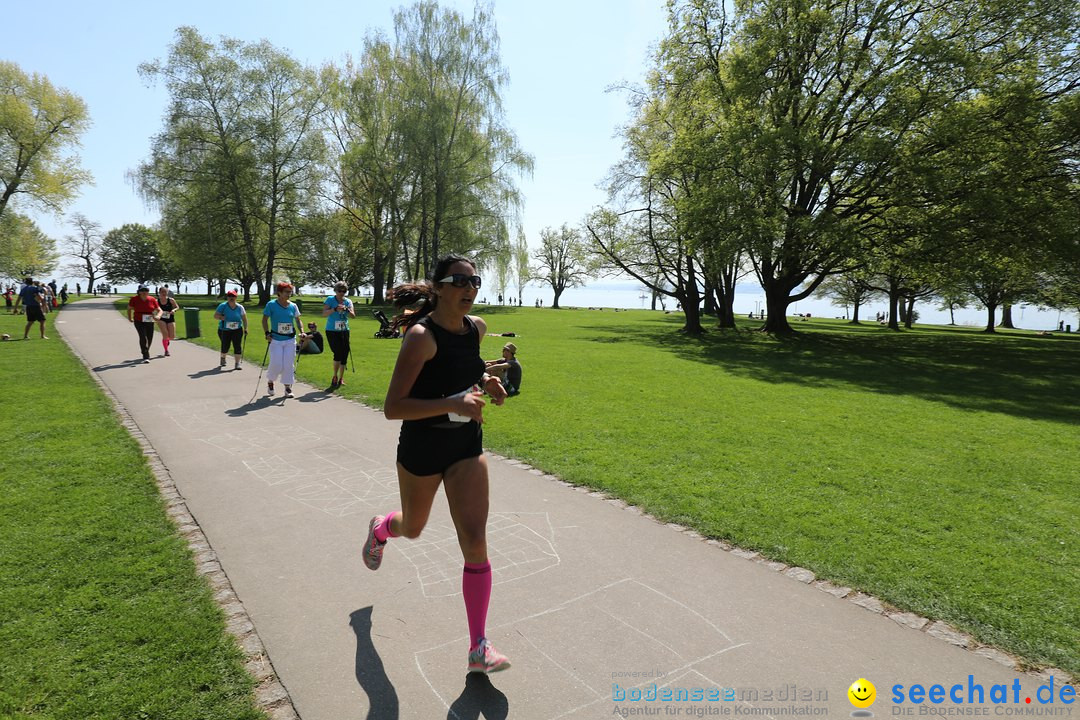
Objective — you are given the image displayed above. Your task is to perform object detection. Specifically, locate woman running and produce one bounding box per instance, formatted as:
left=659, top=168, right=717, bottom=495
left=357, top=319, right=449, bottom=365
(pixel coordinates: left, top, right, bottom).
left=322, top=281, right=355, bottom=389
left=155, top=286, right=180, bottom=357
left=260, top=282, right=302, bottom=398
left=363, top=255, right=510, bottom=674
left=214, top=290, right=248, bottom=370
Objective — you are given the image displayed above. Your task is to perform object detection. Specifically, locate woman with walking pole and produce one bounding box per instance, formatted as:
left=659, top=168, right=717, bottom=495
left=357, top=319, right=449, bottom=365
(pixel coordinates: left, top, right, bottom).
left=214, top=290, right=248, bottom=370
left=260, top=282, right=302, bottom=398
left=362, top=255, right=510, bottom=674
left=322, top=281, right=355, bottom=389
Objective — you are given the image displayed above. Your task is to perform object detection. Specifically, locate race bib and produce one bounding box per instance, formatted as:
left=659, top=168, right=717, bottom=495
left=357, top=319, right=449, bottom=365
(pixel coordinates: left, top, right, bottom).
left=160, top=311, right=172, bottom=320
left=334, top=320, right=346, bottom=331
left=225, top=321, right=239, bottom=330
left=141, top=314, right=154, bottom=322
left=277, top=322, right=293, bottom=335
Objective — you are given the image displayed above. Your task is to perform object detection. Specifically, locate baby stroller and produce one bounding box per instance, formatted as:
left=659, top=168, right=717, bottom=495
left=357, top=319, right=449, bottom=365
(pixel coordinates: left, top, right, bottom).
left=372, top=309, right=400, bottom=339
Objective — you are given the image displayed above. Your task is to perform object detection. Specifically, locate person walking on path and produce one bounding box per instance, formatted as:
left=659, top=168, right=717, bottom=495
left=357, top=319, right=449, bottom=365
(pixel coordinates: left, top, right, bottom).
left=322, top=281, right=355, bottom=389
left=261, top=282, right=302, bottom=398
left=127, top=286, right=161, bottom=363
left=214, top=290, right=248, bottom=370
left=155, top=286, right=180, bottom=357
left=362, top=255, right=511, bottom=675
left=60, top=284, right=69, bottom=307
left=15, top=278, right=47, bottom=339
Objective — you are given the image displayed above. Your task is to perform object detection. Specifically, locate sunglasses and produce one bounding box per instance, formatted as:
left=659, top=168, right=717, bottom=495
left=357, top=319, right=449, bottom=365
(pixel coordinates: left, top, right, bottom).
left=437, top=274, right=482, bottom=289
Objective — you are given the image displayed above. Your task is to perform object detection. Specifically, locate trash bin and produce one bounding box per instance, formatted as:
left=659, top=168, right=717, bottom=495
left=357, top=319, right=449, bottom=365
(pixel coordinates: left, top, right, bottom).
left=184, top=307, right=201, bottom=338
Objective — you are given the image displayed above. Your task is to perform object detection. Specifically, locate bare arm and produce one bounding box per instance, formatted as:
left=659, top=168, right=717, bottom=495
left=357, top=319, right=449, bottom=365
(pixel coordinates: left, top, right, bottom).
left=384, top=324, right=487, bottom=422
left=471, top=316, right=506, bottom=403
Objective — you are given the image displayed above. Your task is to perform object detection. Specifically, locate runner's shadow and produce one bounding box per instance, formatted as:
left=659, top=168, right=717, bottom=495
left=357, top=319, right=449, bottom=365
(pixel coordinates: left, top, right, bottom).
left=92, top=359, right=143, bottom=372
left=296, top=390, right=332, bottom=403
left=350, top=607, right=399, bottom=720
left=188, top=367, right=227, bottom=379
left=225, top=396, right=283, bottom=416
left=447, top=673, right=509, bottom=719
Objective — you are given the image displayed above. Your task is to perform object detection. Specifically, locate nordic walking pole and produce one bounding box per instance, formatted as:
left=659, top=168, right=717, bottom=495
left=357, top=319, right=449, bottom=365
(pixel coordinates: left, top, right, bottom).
left=248, top=338, right=270, bottom=404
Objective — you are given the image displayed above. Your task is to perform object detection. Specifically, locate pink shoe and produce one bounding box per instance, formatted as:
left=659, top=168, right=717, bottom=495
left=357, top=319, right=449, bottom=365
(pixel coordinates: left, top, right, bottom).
left=362, top=516, right=387, bottom=570
left=468, top=638, right=510, bottom=674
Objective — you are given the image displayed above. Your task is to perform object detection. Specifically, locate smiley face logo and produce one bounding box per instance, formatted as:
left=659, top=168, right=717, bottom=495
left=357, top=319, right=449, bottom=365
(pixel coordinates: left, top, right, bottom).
left=848, top=678, right=877, bottom=708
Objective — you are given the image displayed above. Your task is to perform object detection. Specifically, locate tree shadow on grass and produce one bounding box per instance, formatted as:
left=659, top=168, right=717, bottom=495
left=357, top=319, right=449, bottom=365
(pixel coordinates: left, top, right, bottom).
left=580, top=317, right=1080, bottom=425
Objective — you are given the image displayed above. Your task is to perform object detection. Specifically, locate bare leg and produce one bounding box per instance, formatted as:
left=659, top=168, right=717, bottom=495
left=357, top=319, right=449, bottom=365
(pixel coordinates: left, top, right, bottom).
left=391, top=463, right=443, bottom=539
left=443, top=454, right=490, bottom=564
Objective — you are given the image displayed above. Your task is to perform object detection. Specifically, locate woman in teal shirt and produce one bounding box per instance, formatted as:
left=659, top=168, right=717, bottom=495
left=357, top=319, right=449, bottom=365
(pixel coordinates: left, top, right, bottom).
left=214, top=290, right=248, bottom=370
left=322, top=282, right=355, bottom=389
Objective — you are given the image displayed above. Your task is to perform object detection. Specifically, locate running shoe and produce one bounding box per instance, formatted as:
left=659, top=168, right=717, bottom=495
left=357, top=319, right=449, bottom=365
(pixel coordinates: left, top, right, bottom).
left=267, top=382, right=275, bottom=396
left=164, top=350, right=171, bottom=357
left=234, top=364, right=242, bottom=370
left=468, top=638, right=511, bottom=674
left=219, top=356, right=226, bottom=368
left=142, top=358, right=150, bottom=364
left=362, top=516, right=387, bottom=570
left=284, top=386, right=294, bottom=398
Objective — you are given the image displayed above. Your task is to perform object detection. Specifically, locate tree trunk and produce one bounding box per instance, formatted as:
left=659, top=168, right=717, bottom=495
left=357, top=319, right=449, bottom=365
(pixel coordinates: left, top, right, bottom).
left=679, top=254, right=704, bottom=334
left=850, top=299, right=861, bottom=324
left=887, top=285, right=901, bottom=331
left=904, top=297, right=916, bottom=329
left=761, top=287, right=793, bottom=334
left=984, top=304, right=998, bottom=333
left=999, top=304, right=1016, bottom=329
left=551, top=288, right=562, bottom=309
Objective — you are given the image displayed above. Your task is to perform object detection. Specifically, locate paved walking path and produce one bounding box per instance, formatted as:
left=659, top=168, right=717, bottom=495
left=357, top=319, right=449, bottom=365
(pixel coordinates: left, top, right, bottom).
left=59, top=299, right=1049, bottom=720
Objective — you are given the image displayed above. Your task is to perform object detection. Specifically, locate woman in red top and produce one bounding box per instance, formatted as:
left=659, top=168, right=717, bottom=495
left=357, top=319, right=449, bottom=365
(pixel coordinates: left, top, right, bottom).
left=127, top=286, right=162, bottom=363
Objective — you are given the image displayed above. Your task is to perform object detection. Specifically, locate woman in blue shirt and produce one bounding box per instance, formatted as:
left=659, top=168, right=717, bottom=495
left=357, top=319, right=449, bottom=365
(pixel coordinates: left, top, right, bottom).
left=322, top=281, right=356, bottom=389
left=260, top=282, right=303, bottom=398
left=214, top=290, right=248, bottom=370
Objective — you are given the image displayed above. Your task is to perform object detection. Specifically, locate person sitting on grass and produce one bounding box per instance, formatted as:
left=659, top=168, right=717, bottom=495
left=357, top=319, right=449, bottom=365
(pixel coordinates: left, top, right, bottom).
left=297, top=322, right=324, bottom=355
left=484, top=342, right=522, bottom=396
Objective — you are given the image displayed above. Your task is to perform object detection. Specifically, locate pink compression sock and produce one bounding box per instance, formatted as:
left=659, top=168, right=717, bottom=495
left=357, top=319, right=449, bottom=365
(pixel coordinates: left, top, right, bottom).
left=162, top=337, right=170, bottom=352
left=462, top=561, right=492, bottom=651
left=373, top=511, right=399, bottom=542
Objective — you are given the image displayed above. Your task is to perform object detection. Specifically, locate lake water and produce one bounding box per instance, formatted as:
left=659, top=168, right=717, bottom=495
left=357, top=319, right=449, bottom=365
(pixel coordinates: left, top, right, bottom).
left=72, top=278, right=1078, bottom=332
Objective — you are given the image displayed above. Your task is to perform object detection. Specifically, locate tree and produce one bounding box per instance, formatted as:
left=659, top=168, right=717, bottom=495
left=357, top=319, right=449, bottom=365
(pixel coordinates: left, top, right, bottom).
left=0, top=211, right=58, bottom=279
left=512, top=226, right=529, bottom=303
left=137, top=28, right=326, bottom=304
left=100, top=223, right=169, bottom=285
left=301, top=210, right=373, bottom=293
left=813, top=272, right=879, bottom=324
left=62, top=212, right=105, bottom=296
left=0, top=61, right=92, bottom=222
left=531, top=224, right=592, bottom=309
left=390, top=1, right=532, bottom=275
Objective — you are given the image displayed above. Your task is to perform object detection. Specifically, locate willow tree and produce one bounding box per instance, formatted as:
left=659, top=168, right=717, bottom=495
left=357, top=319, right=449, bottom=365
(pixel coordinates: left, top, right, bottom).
left=391, top=1, right=531, bottom=276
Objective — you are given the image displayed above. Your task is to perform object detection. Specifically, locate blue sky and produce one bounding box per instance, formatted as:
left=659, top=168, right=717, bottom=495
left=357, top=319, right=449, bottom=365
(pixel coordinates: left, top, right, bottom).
left=6, top=0, right=667, bottom=252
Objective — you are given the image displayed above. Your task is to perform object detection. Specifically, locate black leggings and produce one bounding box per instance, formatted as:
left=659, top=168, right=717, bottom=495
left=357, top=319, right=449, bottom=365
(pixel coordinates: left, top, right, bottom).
left=326, top=330, right=350, bottom=364
left=219, top=328, right=244, bottom=355
left=135, top=322, right=155, bottom=358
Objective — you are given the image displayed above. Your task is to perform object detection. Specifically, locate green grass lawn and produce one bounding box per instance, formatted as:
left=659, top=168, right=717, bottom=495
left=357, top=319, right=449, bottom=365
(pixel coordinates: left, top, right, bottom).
left=126, top=296, right=1080, bottom=677
left=0, top=304, right=265, bottom=720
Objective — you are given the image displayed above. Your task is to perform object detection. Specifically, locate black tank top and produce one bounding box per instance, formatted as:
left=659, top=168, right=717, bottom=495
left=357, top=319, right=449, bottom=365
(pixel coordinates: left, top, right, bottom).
left=405, top=315, right=485, bottom=427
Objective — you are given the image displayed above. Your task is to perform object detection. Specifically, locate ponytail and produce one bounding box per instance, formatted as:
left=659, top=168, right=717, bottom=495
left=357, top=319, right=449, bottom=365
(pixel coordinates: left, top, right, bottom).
left=390, top=281, right=437, bottom=331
